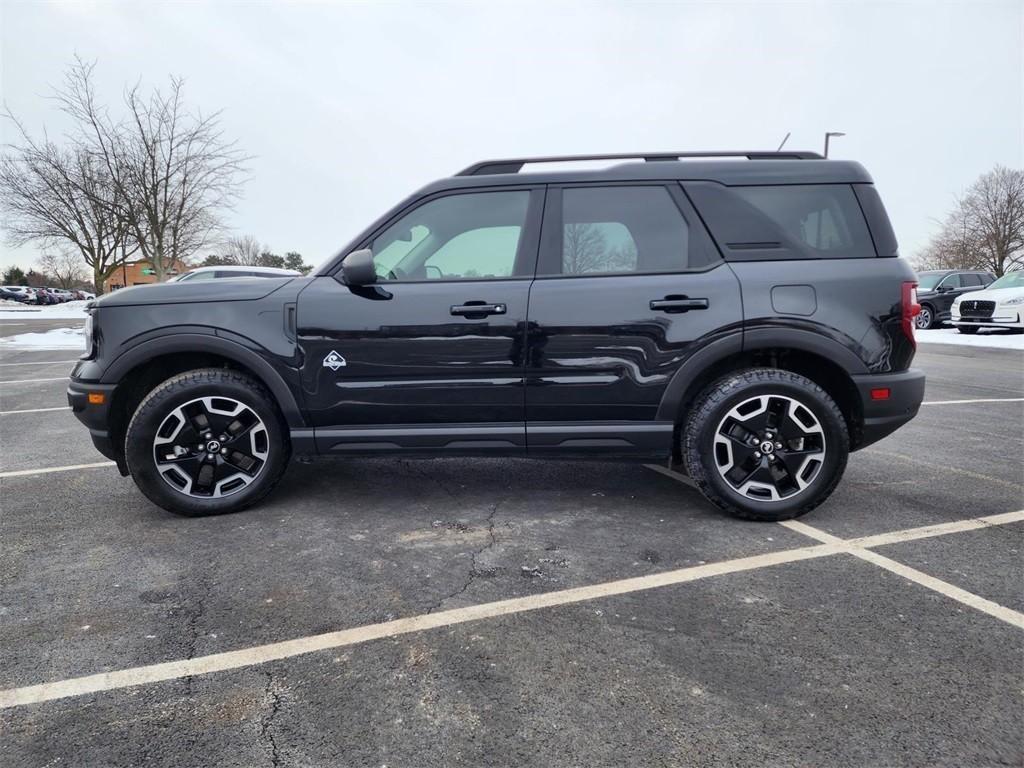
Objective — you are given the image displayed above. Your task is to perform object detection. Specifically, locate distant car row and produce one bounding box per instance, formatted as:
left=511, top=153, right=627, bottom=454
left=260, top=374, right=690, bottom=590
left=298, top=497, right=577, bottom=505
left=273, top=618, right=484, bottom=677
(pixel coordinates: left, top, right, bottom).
left=915, top=269, right=1024, bottom=333
left=0, top=286, right=96, bottom=304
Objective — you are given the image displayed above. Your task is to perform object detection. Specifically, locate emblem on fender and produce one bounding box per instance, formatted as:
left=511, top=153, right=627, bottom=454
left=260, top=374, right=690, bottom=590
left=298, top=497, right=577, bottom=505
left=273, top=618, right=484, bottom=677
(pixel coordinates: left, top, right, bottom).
left=323, top=350, right=347, bottom=371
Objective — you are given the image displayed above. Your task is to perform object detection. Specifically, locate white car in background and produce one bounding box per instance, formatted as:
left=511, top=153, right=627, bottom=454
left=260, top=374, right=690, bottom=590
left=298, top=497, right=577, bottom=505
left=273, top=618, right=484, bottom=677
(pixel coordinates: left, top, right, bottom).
left=951, top=271, right=1024, bottom=334
left=169, top=265, right=301, bottom=282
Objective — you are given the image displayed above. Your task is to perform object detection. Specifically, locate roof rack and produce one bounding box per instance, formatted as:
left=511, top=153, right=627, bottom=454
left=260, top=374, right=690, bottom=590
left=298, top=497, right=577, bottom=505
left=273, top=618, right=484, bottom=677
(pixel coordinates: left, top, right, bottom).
left=456, top=151, right=824, bottom=176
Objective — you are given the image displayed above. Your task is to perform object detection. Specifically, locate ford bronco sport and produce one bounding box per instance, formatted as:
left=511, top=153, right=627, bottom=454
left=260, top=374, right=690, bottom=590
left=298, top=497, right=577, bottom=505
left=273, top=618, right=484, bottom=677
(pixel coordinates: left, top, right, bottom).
left=68, top=151, right=926, bottom=520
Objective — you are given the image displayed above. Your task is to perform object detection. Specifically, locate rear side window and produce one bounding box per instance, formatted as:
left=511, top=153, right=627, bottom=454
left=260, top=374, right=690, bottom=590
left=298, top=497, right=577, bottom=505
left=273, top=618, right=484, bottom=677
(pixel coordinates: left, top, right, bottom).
left=685, top=182, right=876, bottom=260
left=961, top=273, right=984, bottom=287
left=541, top=185, right=717, bottom=276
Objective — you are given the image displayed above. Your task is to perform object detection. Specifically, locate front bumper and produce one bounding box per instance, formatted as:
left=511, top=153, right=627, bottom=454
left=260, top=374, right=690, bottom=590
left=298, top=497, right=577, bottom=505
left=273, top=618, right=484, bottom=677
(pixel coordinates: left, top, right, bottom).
left=951, top=308, right=1023, bottom=328
left=67, top=379, right=127, bottom=474
left=850, top=368, right=925, bottom=450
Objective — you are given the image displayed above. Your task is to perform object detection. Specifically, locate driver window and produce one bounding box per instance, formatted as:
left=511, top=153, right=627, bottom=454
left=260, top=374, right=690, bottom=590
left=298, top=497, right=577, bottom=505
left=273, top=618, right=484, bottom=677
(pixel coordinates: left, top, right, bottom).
left=370, top=191, right=530, bottom=281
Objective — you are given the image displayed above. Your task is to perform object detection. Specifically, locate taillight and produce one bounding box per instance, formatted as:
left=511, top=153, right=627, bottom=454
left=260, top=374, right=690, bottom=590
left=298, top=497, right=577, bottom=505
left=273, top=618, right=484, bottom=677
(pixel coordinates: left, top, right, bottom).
left=901, top=281, right=920, bottom=348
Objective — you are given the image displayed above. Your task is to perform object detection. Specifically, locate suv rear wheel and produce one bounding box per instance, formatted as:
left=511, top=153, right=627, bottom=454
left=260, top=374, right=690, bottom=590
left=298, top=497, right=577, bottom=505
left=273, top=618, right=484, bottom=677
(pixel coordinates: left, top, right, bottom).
left=125, top=369, right=290, bottom=516
left=681, top=368, right=849, bottom=521
left=915, top=304, right=935, bottom=330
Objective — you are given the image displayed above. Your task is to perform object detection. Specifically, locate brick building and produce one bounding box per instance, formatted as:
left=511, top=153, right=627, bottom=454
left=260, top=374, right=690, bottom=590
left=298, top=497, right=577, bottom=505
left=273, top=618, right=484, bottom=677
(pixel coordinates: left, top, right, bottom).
left=104, top=259, right=188, bottom=292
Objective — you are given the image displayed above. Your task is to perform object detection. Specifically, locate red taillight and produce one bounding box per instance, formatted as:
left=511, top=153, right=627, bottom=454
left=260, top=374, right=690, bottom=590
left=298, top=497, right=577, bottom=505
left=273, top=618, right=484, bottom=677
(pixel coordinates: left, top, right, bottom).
left=901, top=281, right=920, bottom=349
left=870, top=387, right=891, bottom=401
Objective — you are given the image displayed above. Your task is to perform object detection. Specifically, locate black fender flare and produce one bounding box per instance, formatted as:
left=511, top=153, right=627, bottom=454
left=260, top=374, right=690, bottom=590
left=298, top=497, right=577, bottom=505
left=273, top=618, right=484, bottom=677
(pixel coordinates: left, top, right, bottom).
left=655, top=327, right=868, bottom=422
left=100, top=333, right=305, bottom=427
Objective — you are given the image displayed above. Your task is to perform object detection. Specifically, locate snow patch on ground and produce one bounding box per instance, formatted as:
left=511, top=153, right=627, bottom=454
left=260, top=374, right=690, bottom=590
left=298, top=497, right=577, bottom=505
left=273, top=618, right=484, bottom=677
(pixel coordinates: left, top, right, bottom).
left=917, top=327, right=1024, bottom=350
left=0, top=300, right=90, bottom=319
left=0, top=327, right=85, bottom=350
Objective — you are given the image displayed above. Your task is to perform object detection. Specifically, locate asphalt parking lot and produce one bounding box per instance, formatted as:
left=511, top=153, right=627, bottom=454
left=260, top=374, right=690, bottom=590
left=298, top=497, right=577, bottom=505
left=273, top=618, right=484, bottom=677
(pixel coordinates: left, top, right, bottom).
left=1, top=321, right=1022, bottom=767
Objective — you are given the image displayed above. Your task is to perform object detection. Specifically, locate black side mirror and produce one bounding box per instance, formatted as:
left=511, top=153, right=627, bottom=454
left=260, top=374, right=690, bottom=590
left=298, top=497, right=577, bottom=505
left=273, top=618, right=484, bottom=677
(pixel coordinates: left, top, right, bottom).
left=937, top=284, right=951, bottom=292
left=341, top=249, right=377, bottom=286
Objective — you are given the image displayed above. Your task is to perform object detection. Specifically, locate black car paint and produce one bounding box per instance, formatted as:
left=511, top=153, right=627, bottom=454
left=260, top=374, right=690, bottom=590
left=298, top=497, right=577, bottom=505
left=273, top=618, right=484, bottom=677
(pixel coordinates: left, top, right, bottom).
left=70, top=158, right=925, bottom=472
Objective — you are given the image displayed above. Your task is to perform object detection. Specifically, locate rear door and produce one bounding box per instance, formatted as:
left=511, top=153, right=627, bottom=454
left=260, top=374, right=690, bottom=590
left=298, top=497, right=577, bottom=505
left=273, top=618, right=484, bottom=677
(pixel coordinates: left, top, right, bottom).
left=524, top=183, right=742, bottom=456
left=297, top=187, right=543, bottom=454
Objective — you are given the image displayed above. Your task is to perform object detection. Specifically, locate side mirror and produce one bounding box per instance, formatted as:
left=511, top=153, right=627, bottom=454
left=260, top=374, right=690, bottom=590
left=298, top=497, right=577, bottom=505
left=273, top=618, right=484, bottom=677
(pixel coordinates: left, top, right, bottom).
left=937, top=284, right=952, bottom=293
left=341, top=249, right=377, bottom=286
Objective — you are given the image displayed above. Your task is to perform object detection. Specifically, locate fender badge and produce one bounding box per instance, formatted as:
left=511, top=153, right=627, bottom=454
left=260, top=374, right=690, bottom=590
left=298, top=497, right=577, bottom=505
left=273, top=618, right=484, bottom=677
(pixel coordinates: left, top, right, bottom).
left=323, top=350, right=347, bottom=371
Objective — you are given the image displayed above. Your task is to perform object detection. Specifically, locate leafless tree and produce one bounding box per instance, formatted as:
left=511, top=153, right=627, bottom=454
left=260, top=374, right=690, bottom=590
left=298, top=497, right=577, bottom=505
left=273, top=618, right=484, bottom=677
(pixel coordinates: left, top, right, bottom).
left=916, top=166, right=1024, bottom=276
left=55, top=59, right=250, bottom=281
left=222, top=234, right=264, bottom=265
left=0, top=114, right=137, bottom=294
left=563, top=223, right=609, bottom=274
left=39, top=250, right=87, bottom=289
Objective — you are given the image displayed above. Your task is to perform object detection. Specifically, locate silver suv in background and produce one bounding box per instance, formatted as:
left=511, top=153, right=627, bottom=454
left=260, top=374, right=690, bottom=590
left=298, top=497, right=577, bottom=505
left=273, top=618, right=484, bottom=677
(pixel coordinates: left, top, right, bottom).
left=170, top=266, right=302, bottom=282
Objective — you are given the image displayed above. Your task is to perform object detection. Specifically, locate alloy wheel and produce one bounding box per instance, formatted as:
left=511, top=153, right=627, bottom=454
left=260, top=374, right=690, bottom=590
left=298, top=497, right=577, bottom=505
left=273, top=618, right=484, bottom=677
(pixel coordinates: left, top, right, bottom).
left=713, top=394, right=826, bottom=502
left=152, top=396, right=269, bottom=498
left=915, top=307, right=932, bottom=329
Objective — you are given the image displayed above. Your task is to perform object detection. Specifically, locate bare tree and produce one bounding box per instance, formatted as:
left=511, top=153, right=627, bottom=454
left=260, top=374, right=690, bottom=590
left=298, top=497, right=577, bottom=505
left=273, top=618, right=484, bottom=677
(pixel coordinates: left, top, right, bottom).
left=55, top=59, right=250, bottom=281
left=39, top=250, right=87, bottom=289
left=0, top=114, right=136, bottom=294
left=563, top=223, right=609, bottom=274
left=917, top=166, right=1024, bottom=276
left=222, top=234, right=263, bottom=265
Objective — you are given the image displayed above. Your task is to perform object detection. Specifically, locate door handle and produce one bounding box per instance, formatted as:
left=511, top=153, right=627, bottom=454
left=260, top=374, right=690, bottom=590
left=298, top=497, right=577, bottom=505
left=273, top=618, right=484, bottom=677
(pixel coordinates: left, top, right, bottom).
left=451, top=301, right=507, bottom=318
left=650, top=296, right=709, bottom=313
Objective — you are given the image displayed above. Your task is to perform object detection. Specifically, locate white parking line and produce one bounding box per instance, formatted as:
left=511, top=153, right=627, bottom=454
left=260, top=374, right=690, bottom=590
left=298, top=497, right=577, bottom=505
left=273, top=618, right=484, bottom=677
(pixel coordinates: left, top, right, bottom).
left=922, top=398, right=1024, bottom=405
left=0, top=359, right=78, bottom=367
left=2, top=505, right=1022, bottom=709
left=779, top=519, right=1024, bottom=630
left=0, top=376, right=69, bottom=385
left=0, top=406, right=71, bottom=415
left=0, top=461, right=115, bottom=479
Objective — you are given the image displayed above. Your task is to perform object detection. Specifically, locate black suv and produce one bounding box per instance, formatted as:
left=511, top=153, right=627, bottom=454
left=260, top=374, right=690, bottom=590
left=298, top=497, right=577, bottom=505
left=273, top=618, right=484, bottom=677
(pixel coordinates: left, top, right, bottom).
left=69, top=151, right=925, bottom=521
left=914, top=269, right=995, bottom=329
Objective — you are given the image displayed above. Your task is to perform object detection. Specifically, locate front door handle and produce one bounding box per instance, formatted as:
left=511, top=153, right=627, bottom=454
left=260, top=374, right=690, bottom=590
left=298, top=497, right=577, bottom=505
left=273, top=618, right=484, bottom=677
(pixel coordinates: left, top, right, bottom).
left=451, top=301, right=507, bottom=318
left=650, top=296, right=709, bottom=313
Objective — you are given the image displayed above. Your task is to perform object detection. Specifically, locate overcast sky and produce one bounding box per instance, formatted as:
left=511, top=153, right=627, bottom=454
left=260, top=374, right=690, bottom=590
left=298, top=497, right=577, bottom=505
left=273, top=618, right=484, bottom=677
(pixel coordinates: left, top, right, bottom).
left=1, top=0, right=1021, bottom=273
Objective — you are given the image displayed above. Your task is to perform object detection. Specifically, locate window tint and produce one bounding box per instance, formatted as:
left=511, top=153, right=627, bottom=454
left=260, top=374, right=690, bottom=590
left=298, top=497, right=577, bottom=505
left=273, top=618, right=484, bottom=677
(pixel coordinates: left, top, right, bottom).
left=961, top=273, right=984, bottom=287
left=370, top=191, right=530, bottom=281
left=555, top=186, right=689, bottom=275
left=732, top=185, right=873, bottom=257
left=939, top=274, right=964, bottom=289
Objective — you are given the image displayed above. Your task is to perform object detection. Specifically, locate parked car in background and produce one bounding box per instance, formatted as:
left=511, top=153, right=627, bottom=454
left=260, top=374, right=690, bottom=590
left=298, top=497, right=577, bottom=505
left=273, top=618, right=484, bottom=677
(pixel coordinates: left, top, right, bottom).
left=0, top=286, right=35, bottom=303
left=951, top=271, right=1024, bottom=334
left=914, top=269, right=994, bottom=329
left=169, top=266, right=302, bottom=282
left=73, top=290, right=96, bottom=300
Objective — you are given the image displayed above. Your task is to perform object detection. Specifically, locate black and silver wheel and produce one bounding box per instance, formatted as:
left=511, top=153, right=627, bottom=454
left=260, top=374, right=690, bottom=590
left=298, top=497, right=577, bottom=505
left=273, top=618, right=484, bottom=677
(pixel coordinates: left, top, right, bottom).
left=125, top=369, right=290, bottom=516
left=915, top=305, right=934, bottom=330
left=682, top=368, right=849, bottom=521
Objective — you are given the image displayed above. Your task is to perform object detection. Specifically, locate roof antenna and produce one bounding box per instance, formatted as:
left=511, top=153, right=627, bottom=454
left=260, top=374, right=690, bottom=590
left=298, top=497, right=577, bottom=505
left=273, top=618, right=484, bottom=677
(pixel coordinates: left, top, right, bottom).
left=776, top=132, right=791, bottom=151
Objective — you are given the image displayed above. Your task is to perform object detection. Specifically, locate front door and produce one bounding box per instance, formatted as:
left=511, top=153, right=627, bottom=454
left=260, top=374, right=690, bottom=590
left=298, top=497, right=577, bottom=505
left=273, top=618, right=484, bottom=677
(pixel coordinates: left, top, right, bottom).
left=297, top=187, right=543, bottom=454
left=524, top=183, right=743, bottom=456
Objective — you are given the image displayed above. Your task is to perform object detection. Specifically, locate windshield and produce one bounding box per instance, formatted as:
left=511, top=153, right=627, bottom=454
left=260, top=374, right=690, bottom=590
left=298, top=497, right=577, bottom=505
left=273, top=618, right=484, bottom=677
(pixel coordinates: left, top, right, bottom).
left=916, top=273, right=945, bottom=290
left=986, top=271, right=1024, bottom=290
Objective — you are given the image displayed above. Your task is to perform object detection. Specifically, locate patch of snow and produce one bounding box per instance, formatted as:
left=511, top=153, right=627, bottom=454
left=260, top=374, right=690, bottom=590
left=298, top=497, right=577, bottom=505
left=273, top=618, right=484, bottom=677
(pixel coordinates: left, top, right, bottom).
left=0, top=327, right=85, bottom=350
left=0, top=300, right=90, bottom=319
left=917, top=327, right=1024, bottom=350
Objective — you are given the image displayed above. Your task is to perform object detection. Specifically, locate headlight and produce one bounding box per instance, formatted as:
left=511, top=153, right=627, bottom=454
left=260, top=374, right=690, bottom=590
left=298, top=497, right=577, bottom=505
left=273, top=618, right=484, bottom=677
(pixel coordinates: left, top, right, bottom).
left=82, top=311, right=95, bottom=359
left=1000, top=296, right=1024, bottom=306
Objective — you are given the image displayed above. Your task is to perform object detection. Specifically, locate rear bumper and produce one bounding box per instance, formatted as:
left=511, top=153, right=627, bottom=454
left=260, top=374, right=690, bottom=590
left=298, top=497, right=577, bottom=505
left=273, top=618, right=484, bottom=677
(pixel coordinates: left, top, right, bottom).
left=850, top=368, right=925, bottom=450
left=67, top=379, right=127, bottom=473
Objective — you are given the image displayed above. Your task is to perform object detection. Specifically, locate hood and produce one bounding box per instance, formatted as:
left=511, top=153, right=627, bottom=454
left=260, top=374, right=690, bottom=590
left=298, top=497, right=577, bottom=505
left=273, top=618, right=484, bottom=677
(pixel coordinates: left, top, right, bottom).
left=953, top=285, right=1024, bottom=304
left=94, top=277, right=298, bottom=308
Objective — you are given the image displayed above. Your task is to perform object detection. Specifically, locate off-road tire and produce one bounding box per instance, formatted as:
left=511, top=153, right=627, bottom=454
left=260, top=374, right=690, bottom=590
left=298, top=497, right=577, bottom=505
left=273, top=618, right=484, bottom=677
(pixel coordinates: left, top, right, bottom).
left=125, top=368, right=290, bottom=516
left=681, top=368, right=849, bottom=522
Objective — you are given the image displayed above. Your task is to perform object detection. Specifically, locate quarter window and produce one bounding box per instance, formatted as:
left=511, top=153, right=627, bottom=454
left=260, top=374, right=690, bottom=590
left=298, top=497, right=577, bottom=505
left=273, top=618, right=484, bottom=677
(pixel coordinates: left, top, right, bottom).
left=370, top=191, right=530, bottom=281
left=553, top=186, right=691, bottom=276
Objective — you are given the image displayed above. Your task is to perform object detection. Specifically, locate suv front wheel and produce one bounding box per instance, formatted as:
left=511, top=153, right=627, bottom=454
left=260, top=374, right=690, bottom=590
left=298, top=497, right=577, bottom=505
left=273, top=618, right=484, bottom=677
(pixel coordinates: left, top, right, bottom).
left=682, top=368, right=849, bottom=521
left=125, top=369, right=291, bottom=516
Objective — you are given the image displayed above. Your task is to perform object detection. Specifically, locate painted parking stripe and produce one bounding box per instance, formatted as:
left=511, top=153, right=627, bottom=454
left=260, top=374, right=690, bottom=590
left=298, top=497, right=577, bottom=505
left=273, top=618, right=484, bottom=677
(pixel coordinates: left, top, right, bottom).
left=780, top=518, right=1024, bottom=630
left=0, top=376, right=69, bottom=385
left=3, top=508, right=1023, bottom=709
left=921, top=398, right=1024, bottom=405
left=0, top=461, right=115, bottom=479
left=0, top=406, right=71, bottom=415
left=0, top=360, right=78, bottom=367
left=849, top=510, right=1024, bottom=549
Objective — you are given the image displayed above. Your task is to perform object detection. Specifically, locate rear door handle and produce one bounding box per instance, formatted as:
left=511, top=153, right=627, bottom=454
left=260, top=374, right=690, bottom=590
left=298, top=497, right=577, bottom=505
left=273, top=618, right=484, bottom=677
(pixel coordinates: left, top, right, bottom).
left=650, top=297, right=709, bottom=313
left=451, top=301, right=507, bottom=318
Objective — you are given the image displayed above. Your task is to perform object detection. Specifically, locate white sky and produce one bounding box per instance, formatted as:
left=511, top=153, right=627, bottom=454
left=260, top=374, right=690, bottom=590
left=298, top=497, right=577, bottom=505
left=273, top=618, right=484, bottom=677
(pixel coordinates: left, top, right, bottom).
left=1, top=0, right=1021, bottom=272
